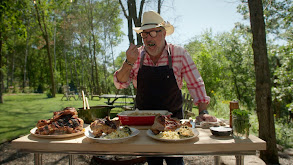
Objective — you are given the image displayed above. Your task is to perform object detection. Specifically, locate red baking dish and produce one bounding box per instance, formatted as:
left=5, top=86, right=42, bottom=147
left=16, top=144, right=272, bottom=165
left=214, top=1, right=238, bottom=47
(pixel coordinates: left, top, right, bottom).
left=117, top=110, right=172, bottom=125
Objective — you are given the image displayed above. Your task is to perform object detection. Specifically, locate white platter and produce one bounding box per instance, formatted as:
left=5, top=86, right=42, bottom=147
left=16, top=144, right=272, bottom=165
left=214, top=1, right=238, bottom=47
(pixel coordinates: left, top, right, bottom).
left=146, top=128, right=199, bottom=142
left=84, top=127, right=140, bottom=143
left=30, top=127, right=85, bottom=139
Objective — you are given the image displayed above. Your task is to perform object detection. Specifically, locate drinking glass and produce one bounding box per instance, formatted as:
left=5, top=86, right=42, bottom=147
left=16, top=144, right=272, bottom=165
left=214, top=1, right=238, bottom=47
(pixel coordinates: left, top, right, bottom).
left=232, top=114, right=250, bottom=139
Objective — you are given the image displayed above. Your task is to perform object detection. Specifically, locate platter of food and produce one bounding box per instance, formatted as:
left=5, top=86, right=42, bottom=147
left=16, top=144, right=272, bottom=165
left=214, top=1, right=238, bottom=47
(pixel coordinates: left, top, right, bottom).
left=147, top=114, right=199, bottom=142
left=146, top=127, right=199, bottom=142
left=84, top=126, right=140, bottom=143
left=84, top=116, right=140, bottom=143
left=30, top=107, right=85, bottom=139
left=30, top=127, right=85, bottom=139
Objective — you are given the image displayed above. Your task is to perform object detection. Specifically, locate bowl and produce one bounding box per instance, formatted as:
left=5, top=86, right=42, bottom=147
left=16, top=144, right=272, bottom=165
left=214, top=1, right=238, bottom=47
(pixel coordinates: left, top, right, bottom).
left=210, top=126, right=232, bottom=136
left=117, top=110, right=172, bottom=125
left=78, top=105, right=114, bottom=124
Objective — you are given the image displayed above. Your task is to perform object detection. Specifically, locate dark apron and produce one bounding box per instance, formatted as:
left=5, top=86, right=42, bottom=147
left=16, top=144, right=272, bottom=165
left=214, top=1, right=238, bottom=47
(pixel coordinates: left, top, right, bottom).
left=135, top=49, right=183, bottom=119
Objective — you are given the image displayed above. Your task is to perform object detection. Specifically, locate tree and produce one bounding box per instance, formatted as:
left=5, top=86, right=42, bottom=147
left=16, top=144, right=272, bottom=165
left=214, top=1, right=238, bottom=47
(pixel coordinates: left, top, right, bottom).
left=33, top=0, right=56, bottom=97
left=119, top=0, right=166, bottom=46
left=119, top=0, right=145, bottom=46
left=0, top=0, right=27, bottom=103
left=248, top=0, right=279, bottom=163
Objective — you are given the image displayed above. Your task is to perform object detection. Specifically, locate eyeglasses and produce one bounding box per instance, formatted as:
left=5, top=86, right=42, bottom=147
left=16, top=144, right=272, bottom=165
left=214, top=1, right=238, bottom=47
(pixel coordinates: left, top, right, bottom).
left=140, top=30, right=162, bottom=39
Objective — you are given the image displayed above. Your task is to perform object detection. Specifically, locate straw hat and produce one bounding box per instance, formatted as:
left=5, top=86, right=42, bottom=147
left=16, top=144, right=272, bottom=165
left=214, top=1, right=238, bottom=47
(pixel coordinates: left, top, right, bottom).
left=133, top=11, right=174, bottom=36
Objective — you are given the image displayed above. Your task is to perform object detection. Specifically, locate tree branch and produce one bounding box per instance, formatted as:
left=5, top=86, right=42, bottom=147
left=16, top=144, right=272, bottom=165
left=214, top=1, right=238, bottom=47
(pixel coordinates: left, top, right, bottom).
left=118, top=0, right=129, bottom=19
left=138, top=0, right=145, bottom=25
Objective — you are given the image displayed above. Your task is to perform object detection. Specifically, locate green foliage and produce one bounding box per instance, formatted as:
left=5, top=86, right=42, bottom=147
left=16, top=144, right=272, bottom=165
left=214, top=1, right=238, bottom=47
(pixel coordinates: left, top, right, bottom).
left=185, top=29, right=255, bottom=109
left=232, top=108, right=250, bottom=117
left=237, top=0, right=293, bottom=42
left=1, top=0, right=124, bottom=96
left=275, top=118, right=293, bottom=148
left=271, top=42, right=293, bottom=118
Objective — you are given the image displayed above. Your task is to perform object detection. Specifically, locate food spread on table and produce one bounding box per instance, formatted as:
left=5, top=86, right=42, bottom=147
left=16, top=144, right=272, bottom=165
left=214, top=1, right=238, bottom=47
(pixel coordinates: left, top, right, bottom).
left=103, top=126, right=133, bottom=139
left=90, top=116, right=133, bottom=139
left=31, top=107, right=228, bottom=141
left=35, top=107, right=84, bottom=135
left=150, top=114, right=195, bottom=140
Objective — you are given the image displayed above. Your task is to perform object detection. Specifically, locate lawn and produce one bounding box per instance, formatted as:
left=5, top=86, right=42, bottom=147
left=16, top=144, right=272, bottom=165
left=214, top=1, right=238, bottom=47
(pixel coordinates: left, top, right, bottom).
left=0, top=93, right=126, bottom=143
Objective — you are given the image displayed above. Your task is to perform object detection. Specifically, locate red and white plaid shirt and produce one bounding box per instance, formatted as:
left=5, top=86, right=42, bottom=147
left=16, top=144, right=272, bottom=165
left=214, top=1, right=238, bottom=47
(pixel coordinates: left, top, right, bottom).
left=113, top=43, right=210, bottom=105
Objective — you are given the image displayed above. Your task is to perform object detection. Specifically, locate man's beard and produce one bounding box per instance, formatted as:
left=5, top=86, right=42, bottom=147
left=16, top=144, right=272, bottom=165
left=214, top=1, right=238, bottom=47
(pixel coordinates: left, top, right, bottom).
left=145, top=41, right=165, bottom=56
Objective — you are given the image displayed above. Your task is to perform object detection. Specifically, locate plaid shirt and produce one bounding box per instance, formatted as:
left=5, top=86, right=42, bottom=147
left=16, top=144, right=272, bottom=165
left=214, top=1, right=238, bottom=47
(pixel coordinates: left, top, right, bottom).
left=114, top=43, right=210, bottom=105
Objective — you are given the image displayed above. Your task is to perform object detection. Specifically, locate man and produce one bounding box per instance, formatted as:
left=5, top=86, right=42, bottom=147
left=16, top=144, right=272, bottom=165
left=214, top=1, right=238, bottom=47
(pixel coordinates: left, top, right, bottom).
left=114, top=11, right=216, bottom=165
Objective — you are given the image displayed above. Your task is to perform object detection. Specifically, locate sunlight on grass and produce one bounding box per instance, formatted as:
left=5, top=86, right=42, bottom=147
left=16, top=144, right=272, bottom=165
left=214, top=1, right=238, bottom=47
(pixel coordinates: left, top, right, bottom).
left=0, top=93, right=122, bottom=143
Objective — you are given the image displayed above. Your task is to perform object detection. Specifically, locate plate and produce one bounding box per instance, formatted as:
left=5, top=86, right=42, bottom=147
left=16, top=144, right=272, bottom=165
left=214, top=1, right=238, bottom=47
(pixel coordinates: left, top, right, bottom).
left=84, top=127, right=140, bottom=143
left=146, top=129, right=199, bottom=142
left=30, top=127, right=85, bottom=139
left=199, top=118, right=225, bottom=129
left=210, top=126, right=232, bottom=136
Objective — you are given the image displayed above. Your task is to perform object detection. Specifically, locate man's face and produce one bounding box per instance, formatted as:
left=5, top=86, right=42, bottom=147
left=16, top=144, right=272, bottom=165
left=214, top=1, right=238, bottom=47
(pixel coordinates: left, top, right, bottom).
left=142, top=27, right=166, bottom=57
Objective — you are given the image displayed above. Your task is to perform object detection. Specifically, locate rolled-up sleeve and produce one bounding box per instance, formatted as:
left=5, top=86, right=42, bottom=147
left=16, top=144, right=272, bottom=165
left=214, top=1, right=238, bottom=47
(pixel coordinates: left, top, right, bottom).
left=113, top=71, right=132, bottom=89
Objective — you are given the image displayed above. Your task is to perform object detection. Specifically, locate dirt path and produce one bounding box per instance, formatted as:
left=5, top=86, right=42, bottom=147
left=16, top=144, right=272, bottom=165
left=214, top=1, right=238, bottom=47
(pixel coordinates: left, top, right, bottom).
left=1, top=141, right=292, bottom=165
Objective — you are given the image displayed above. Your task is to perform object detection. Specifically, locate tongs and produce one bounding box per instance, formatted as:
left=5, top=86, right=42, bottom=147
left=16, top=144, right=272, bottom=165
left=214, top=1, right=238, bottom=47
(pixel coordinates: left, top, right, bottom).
left=82, top=90, right=90, bottom=110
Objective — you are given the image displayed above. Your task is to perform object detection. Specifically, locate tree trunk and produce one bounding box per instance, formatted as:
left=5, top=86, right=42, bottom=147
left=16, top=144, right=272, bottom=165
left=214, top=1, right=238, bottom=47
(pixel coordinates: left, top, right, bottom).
left=158, top=0, right=161, bottom=14
left=24, top=28, right=29, bottom=91
left=92, top=34, right=100, bottom=94
left=34, top=0, right=55, bottom=97
left=54, top=19, right=57, bottom=71
left=119, top=0, right=145, bottom=45
left=64, top=47, right=68, bottom=85
left=127, top=0, right=135, bottom=44
left=11, top=49, right=15, bottom=87
left=248, top=0, right=279, bottom=164
left=44, top=35, right=55, bottom=97
left=0, top=31, right=3, bottom=103
left=89, top=37, right=94, bottom=90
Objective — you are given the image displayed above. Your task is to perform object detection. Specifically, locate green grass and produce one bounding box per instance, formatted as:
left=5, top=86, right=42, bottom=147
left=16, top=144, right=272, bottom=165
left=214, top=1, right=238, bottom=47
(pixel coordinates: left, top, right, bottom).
left=0, top=93, right=127, bottom=143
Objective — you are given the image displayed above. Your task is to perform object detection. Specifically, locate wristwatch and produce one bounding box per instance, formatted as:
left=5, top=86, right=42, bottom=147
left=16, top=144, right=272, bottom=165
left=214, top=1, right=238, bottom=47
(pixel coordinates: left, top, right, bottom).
left=199, top=110, right=209, bottom=115
left=125, top=59, right=134, bottom=66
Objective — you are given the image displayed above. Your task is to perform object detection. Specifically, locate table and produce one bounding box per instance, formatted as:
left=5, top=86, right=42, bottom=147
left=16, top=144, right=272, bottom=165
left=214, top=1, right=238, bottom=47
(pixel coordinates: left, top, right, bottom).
left=12, top=126, right=266, bottom=165
left=99, top=94, right=135, bottom=105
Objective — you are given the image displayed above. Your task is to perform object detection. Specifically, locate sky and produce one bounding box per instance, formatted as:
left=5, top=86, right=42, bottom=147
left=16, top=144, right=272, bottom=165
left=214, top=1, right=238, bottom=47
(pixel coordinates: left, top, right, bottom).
left=114, top=0, right=246, bottom=57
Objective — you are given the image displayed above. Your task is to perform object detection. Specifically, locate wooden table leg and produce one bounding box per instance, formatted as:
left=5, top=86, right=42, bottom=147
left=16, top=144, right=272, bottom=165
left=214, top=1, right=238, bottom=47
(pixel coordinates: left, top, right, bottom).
left=235, top=155, right=244, bottom=165
left=214, top=156, right=220, bottom=165
left=34, top=153, right=42, bottom=165
left=69, top=154, right=74, bottom=165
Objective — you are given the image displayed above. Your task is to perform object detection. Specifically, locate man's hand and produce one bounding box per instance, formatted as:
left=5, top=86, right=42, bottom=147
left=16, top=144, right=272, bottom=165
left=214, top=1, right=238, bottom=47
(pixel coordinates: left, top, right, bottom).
left=126, top=43, right=139, bottom=64
left=196, top=114, right=217, bottom=122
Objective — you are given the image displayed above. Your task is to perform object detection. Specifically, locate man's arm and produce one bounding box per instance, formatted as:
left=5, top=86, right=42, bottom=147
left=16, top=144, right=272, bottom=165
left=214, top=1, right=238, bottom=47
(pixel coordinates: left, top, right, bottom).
left=116, top=43, right=139, bottom=83
left=198, top=102, right=208, bottom=113
left=179, top=48, right=216, bottom=122
left=116, top=62, right=133, bottom=83
left=196, top=102, right=217, bottom=122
